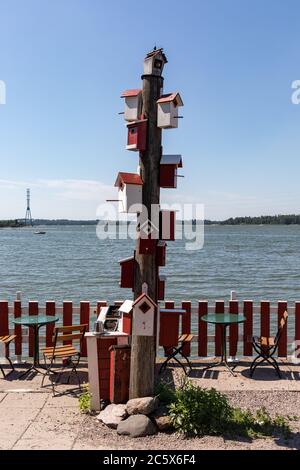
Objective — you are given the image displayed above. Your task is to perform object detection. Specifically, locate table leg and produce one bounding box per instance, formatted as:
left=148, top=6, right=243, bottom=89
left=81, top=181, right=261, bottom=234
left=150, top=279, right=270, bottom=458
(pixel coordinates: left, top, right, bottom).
left=19, top=325, right=44, bottom=378
left=203, top=324, right=237, bottom=376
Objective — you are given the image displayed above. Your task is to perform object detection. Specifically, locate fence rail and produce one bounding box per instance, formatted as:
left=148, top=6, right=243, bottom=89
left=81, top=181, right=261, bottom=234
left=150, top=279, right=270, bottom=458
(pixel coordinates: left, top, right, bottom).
left=1, top=299, right=300, bottom=359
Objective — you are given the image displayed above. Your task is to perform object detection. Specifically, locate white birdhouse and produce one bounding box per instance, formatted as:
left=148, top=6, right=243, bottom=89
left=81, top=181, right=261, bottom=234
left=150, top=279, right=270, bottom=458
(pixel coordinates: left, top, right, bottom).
left=121, top=89, right=142, bottom=122
left=114, top=172, right=143, bottom=213
left=143, top=48, right=168, bottom=76
left=132, top=293, right=157, bottom=337
left=157, top=93, right=183, bottom=129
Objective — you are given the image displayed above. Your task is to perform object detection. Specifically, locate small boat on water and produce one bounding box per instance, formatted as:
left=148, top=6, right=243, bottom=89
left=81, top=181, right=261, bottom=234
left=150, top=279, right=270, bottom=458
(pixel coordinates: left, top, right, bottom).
left=34, top=231, right=46, bottom=235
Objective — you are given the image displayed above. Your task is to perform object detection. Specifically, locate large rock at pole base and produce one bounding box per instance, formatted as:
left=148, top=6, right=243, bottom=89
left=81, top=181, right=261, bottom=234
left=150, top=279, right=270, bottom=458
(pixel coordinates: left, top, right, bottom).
left=117, top=415, right=157, bottom=437
left=97, top=404, right=127, bottom=429
left=126, top=396, right=159, bottom=416
left=151, top=405, right=172, bottom=431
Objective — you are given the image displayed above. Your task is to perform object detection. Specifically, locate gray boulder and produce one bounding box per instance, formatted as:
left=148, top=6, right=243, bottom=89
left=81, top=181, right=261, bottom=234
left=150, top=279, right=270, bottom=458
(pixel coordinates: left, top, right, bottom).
left=97, top=404, right=127, bottom=429
left=126, top=396, right=159, bottom=415
left=117, top=415, right=157, bottom=437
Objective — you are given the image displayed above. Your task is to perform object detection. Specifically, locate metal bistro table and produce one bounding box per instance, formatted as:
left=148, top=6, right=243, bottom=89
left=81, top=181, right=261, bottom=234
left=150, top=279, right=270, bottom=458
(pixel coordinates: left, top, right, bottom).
left=201, top=314, right=246, bottom=376
left=13, top=315, right=59, bottom=376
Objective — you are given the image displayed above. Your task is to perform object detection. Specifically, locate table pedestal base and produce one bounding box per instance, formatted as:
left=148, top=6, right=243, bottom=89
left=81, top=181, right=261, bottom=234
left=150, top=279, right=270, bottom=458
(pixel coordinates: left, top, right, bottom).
left=203, top=358, right=238, bottom=377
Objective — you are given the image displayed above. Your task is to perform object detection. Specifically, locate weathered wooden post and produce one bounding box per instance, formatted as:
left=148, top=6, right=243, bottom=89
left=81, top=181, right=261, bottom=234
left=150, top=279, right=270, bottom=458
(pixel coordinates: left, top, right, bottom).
left=116, top=48, right=183, bottom=399
left=129, top=49, right=167, bottom=398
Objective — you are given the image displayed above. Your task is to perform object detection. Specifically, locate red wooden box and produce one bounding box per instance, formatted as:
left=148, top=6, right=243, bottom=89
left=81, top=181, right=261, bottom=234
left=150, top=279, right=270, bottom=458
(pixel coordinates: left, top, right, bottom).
left=139, top=237, right=157, bottom=255
left=159, top=210, right=176, bottom=241
left=119, top=256, right=134, bottom=289
left=109, top=345, right=131, bottom=404
left=159, top=155, right=183, bottom=188
left=157, top=275, right=166, bottom=301
left=156, top=241, right=167, bottom=266
left=126, top=119, right=147, bottom=151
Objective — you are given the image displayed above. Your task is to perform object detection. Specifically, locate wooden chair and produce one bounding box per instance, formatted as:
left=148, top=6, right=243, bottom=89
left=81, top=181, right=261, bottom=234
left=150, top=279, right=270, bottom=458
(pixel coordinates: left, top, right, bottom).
left=159, top=334, right=194, bottom=375
left=0, top=335, right=16, bottom=378
left=41, top=324, right=87, bottom=395
left=250, top=311, right=288, bottom=378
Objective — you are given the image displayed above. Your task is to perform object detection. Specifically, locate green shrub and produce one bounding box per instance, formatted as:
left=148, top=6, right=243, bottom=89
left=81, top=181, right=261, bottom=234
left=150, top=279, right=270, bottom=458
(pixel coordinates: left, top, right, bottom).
left=78, top=385, right=92, bottom=414
left=165, top=379, right=292, bottom=439
left=154, top=380, right=176, bottom=405
left=168, top=381, right=232, bottom=436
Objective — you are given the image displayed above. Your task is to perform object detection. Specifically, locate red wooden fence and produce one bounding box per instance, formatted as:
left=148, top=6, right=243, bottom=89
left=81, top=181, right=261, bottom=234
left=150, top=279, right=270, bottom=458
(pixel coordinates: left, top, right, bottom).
left=0, top=299, right=299, bottom=359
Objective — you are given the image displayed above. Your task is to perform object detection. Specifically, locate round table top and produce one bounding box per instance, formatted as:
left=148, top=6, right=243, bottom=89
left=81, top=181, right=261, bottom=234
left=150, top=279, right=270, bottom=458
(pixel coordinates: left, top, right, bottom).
left=13, top=315, right=59, bottom=326
left=201, top=314, right=246, bottom=325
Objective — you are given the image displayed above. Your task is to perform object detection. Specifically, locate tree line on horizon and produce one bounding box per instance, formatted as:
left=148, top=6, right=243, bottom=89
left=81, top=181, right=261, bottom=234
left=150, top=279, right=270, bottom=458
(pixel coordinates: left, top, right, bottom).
left=1, top=214, right=300, bottom=227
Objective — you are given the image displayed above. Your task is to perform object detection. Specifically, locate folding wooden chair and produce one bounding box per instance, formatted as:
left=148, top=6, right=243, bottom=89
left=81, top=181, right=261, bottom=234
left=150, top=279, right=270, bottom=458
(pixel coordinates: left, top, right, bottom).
left=41, top=324, right=87, bottom=396
left=0, top=335, right=16, bottom=378
left=250, top=311, right=288, bottom=378
left=159, top=334, right=194, bottom=375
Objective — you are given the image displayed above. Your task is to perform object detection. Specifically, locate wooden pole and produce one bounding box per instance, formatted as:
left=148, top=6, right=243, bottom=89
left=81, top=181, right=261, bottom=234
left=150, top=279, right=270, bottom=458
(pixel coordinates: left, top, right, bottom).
left=129, top=51, right=165, bottom=398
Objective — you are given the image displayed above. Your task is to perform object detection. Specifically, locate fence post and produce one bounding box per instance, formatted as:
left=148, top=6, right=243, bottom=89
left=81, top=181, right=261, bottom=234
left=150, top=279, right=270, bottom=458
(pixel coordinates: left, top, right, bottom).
left=229, top=300, right=239, bottom=357
left=243, top=300, right=253, bottom=356
left=14, top=300, right=22, bottom=359
left=46, top=301, right=56, bottom=347
left=260, top=301, right=270, bottom=339
left=28, top=301, right=38, bottom=357
left=63, top=301, right=73, bottom=345
left=181, top=301, right=191, bottom=357
left=215, top=300, right=224, bottom=357
left=80, top=301, right=90, bottom=357
left=198, top=301, right=208, bottom=357
left=278, top=301, right=288, bottom=357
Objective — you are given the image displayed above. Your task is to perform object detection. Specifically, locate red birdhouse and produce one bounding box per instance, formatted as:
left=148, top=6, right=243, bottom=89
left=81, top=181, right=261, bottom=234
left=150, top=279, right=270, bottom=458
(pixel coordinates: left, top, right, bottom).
left=126, top=119, right=147, bottom=151
left=119, top=256, right=134, bottom=289
left=160, top=155, right=183, bottom=189
left=157, top=275, right=166, bottom=301
left=156, top=241, right=167, bottom=266
left=138, top=237, right=157, bottom=255
left=159, top=210, right=176, bottom=241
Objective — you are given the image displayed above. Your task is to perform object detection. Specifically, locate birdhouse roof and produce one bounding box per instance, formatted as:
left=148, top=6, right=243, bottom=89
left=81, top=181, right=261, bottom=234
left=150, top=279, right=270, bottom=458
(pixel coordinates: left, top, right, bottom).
left=160, top=154, right=183, bottom=167
left=145, top=48, right=168, bottom=64
left=133, top=293, right=157, bottom=308
left=115, top=172, right=143, bottom=188
left=126, top=119, right=147, bottom=128
left=118, top=300, right=133, bottom=314
left=121, top=89, right=142, bottom=98
left=119, top=255, right=134, bottom=265
left=157, top=92, right=183, bottom=106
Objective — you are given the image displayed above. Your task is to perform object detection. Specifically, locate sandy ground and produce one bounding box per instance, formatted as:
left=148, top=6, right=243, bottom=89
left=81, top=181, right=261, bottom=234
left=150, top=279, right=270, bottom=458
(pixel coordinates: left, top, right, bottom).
left=1, top=360, right=300, bottom=450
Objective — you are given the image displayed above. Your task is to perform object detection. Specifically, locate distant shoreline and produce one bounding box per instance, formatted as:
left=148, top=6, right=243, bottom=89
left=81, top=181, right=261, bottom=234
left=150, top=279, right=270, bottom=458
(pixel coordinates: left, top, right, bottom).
left=1, top=214, right=300, bottom=227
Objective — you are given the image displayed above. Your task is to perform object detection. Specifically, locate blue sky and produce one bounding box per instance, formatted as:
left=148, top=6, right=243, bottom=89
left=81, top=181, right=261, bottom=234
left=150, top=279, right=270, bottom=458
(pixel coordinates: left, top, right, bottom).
left=0, top=0, right=300, bottom=220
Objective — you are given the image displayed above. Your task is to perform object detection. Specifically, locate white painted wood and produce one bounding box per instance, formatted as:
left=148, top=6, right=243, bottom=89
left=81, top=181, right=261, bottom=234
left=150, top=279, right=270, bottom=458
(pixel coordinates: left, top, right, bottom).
left=118, top=183, right=142, bottom=213
left=157, top=101, right=179, bottom=128
left=86, top=335, right=100, bottom=411
left=124, top=95, right=141, bottom=121
left=132, top=299, right=155, bottom=337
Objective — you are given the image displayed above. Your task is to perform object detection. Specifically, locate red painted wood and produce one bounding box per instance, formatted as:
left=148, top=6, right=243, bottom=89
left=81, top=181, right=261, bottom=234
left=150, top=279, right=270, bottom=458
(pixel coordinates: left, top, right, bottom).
left=156, top=242, right=166, bottom=267
left=109, top=345, right=131, bottom=404
left=80, top=301, right=90, bottom=357
left=295, top=302, right=300, bottom=344
left=46, top=301, right=56, bottom=347
left=160, top=165, right=176, bottom=188
left=126, top=120, right=147, bottom=151
left=28, top=301, right=38, bottom=357
left=198, top=301, right=208, bottom=357
left=229, top=300, right=239, bottom=356
left=260, top=301, right=270, bottom=338
left=97, top=337, right=117, bottom=401
left=215, top=301, right=224, bottom=357
left=122, top=313, right=132, bottom=335
left=0, top=301, right=9, bottom=337
left=14, top=300, right=22, bottom=356
left=157, top=277, right=165, bottom=301
left=181, top=301, right=191, bottom=356
left=119, top=257, right=134, bottom=288
left=63, top=301, right=73, bottom=345
left=277, top=301, right=288, bottom=357
left=243, top=301, right=253, bottom=356
left=96, top=301, right=107, bottom=316
left=159, top=301, right=178, bottom=355
left=159, top=211, right=175, bottom=241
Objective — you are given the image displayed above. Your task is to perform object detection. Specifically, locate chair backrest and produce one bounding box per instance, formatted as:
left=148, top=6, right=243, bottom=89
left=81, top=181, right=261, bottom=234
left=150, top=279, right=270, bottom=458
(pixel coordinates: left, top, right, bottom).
left=52, top=324, right=88, bottom=351
left=275, top=311, right=288, bottom=344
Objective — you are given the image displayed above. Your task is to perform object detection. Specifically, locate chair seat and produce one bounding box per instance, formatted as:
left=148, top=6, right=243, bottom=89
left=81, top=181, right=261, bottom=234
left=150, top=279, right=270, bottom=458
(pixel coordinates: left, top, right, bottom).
left=0, top=335, right=16, bottom=344
left=253, top=336, right=275, bottom=347
left=42, top=345, right=79, bottom=359
left=178, top=334, right=194, bottom=343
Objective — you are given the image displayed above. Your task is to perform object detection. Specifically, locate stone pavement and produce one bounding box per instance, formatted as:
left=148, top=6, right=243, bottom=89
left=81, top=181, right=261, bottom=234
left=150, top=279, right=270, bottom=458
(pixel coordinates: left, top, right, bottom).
left=0, top=359, right=300, bottom=450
